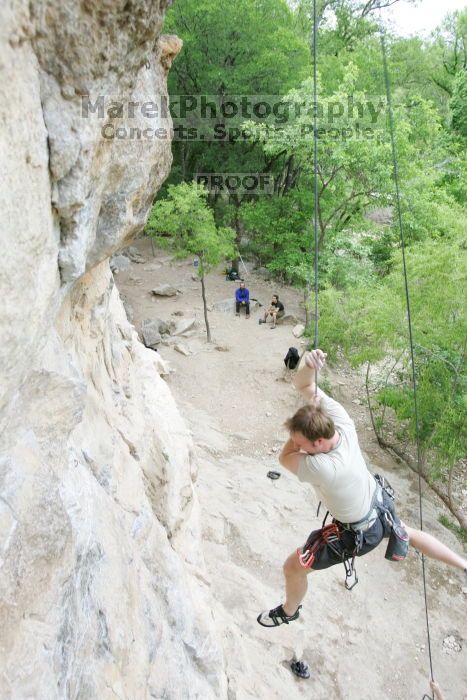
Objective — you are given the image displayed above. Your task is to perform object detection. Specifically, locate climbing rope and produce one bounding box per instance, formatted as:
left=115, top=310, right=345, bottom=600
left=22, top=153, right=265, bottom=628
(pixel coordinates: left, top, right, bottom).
left=309, top=0, right=320, bottom=394
left=312, top=0, right=319, bottom=354
left=306, top=2, right=436, bottom=694
left=378, top=11, right=435, bottom=697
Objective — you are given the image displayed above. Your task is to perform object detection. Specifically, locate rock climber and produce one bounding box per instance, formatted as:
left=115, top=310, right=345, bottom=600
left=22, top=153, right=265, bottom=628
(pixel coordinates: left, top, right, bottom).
left=258, top=349, right=467, bottom=627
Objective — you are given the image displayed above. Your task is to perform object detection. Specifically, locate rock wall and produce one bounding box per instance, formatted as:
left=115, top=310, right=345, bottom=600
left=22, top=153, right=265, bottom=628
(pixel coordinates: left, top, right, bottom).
left=0, top=2, right=225, bottom=698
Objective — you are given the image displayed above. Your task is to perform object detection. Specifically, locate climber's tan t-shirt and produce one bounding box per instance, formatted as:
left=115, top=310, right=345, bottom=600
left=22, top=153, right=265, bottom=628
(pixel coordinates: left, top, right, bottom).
left=297, top=394, right=376, bottom=523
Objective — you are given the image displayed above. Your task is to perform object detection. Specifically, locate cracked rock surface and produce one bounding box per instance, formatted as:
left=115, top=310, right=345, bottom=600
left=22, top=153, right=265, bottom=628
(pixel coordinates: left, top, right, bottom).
left=0, top=3, right=224, bottom=699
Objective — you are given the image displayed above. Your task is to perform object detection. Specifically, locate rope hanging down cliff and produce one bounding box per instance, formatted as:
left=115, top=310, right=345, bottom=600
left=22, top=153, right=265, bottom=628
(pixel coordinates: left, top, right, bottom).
left=309, top=1, right=437, bottom=695
left=378, top=10, right=436, bottom=697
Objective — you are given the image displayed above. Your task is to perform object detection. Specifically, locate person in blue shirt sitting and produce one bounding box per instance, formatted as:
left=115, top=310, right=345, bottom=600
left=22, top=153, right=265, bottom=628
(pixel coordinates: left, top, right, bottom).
left=235, top=281, right=250, bottom=318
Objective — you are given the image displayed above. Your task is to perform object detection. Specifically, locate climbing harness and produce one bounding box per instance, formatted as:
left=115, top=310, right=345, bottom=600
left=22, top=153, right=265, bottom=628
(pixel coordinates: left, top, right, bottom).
left=300, top=475, right=408, bottom=590
left=298, top=517, right=360, bottom=590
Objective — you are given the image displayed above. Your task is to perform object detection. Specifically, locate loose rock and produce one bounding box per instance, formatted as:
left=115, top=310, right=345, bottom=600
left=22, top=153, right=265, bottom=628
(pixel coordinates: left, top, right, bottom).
left=110, top=255, right=130, bottom=273
left=141, top=322, right=162, bottom=349
left=151, top=284, right=178, bottom=297
left=174, top=342, right=191, bottom=356
left=142, top=318, right=171, bottom=338
left=172, top=318, right=196, bottom=336
left=292, top=324, right=305, bottom=338
left=442, top=635, right=462, bottom=654
left=122, top=246, right=147, bottom=264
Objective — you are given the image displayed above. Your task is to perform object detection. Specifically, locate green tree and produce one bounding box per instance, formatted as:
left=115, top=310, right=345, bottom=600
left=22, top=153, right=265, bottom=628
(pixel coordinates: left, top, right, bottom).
left=146, top=183, right=236, bottom=342
left=429, top=10, right=467, bottom=96
left=241, top=66, right=444, bottom=256
left=163, top=0, right=310, bottom=257
left=450, top=69, right=467, bottom=137
left=317, top=232, right=467, bottom=528
left=293, top=0, right=416, bottom=53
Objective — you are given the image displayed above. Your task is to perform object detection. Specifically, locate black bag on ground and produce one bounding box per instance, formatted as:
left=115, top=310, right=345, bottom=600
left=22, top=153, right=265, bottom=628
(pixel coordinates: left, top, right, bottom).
left=226, top=268, right=241, bottom=281
left=284, top=347, right=300, bottom=370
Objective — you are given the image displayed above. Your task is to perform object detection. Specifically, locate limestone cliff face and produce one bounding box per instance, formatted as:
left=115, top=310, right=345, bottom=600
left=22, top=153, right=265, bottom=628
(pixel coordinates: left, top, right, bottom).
left=0, top=3, right=225, bottom=698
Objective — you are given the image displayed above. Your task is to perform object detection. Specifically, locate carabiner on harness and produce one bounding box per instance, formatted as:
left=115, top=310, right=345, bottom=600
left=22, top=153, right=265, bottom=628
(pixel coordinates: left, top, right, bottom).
left=344, top=556, right=358, bottom=591
left=298, top=523, right=341, bottom=569
left=374, top=473, right=395, bottom=500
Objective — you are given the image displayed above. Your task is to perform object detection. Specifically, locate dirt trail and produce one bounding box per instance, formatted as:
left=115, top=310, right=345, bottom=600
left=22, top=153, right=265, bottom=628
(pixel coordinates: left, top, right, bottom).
left=116, top=237, right=467, bottom=700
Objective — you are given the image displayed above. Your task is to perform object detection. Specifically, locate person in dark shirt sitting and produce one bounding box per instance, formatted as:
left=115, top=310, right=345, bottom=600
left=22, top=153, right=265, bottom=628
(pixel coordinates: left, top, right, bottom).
left=260, top=294, right=284, bottom=328
left=235, top=281, right=250, bottom=318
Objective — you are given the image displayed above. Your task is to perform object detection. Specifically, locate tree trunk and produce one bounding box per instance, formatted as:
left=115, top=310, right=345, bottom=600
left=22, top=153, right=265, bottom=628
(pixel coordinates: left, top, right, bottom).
left=200, top=273, right=212, bottom=343
left=230, top=195, right=242, bottom=273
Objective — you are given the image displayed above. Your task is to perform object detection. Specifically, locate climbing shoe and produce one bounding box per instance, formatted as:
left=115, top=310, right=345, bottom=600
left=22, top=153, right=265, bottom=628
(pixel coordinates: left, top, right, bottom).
left=257, top=604, right=302, bottom=627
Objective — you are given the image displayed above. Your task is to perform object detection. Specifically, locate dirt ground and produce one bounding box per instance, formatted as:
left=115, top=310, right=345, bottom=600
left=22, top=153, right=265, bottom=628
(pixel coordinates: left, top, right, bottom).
left=116, top=237, right=467, bottom=700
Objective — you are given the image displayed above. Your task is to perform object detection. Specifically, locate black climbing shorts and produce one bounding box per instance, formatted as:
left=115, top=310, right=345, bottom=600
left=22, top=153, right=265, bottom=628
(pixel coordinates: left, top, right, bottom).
left=302, top=491, right=398, bottom=571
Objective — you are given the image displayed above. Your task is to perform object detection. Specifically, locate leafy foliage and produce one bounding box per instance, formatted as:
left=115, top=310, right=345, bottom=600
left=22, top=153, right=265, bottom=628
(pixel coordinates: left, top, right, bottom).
left=146, top=183, right=236, bottom=341
left=162, top=0, right=467, bottom=506
left=318, top=235, right=467, bottom=473
left=146, top=182, right=235, bottom=270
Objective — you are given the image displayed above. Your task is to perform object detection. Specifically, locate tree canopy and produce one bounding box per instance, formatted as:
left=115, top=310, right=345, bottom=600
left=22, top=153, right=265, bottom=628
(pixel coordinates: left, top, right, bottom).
left=147, top=0, right=467, bottom=525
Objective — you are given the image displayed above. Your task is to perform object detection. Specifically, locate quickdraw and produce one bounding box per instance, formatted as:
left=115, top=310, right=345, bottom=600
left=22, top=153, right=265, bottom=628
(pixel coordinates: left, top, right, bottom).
left=298, top=523, right=341, bottom=569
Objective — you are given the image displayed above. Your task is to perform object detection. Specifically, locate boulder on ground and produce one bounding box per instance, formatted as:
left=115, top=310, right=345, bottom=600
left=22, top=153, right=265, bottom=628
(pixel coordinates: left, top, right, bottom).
left=110, top=255, right=130, bottom=273
left=151, top=284, right=178, bottom=297
left=172, top=317, right=196, bottom=336
left=174, top=342, right=191, bottom=356
left=292, top=324, right=305, bottom=338
left=212, top=298, right=235, bottom=313
left=141, top=320, right=164, bottom=348
left=122, top=246, right=147, bottom=264
left=142, top=318, right=172, bottom=336
left=212, top=298, right=260, bottom=314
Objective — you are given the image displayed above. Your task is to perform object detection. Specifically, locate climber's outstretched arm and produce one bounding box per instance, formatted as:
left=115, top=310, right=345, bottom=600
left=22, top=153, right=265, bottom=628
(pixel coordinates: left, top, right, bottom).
left=293, top=349, right=327, bottom=402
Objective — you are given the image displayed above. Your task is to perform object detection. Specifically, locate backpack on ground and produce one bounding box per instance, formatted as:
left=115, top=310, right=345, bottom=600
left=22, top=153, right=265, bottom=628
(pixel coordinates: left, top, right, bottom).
left=226, top=267, right=241, bottom=281
left=284, top=347, right=300, bottom=370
